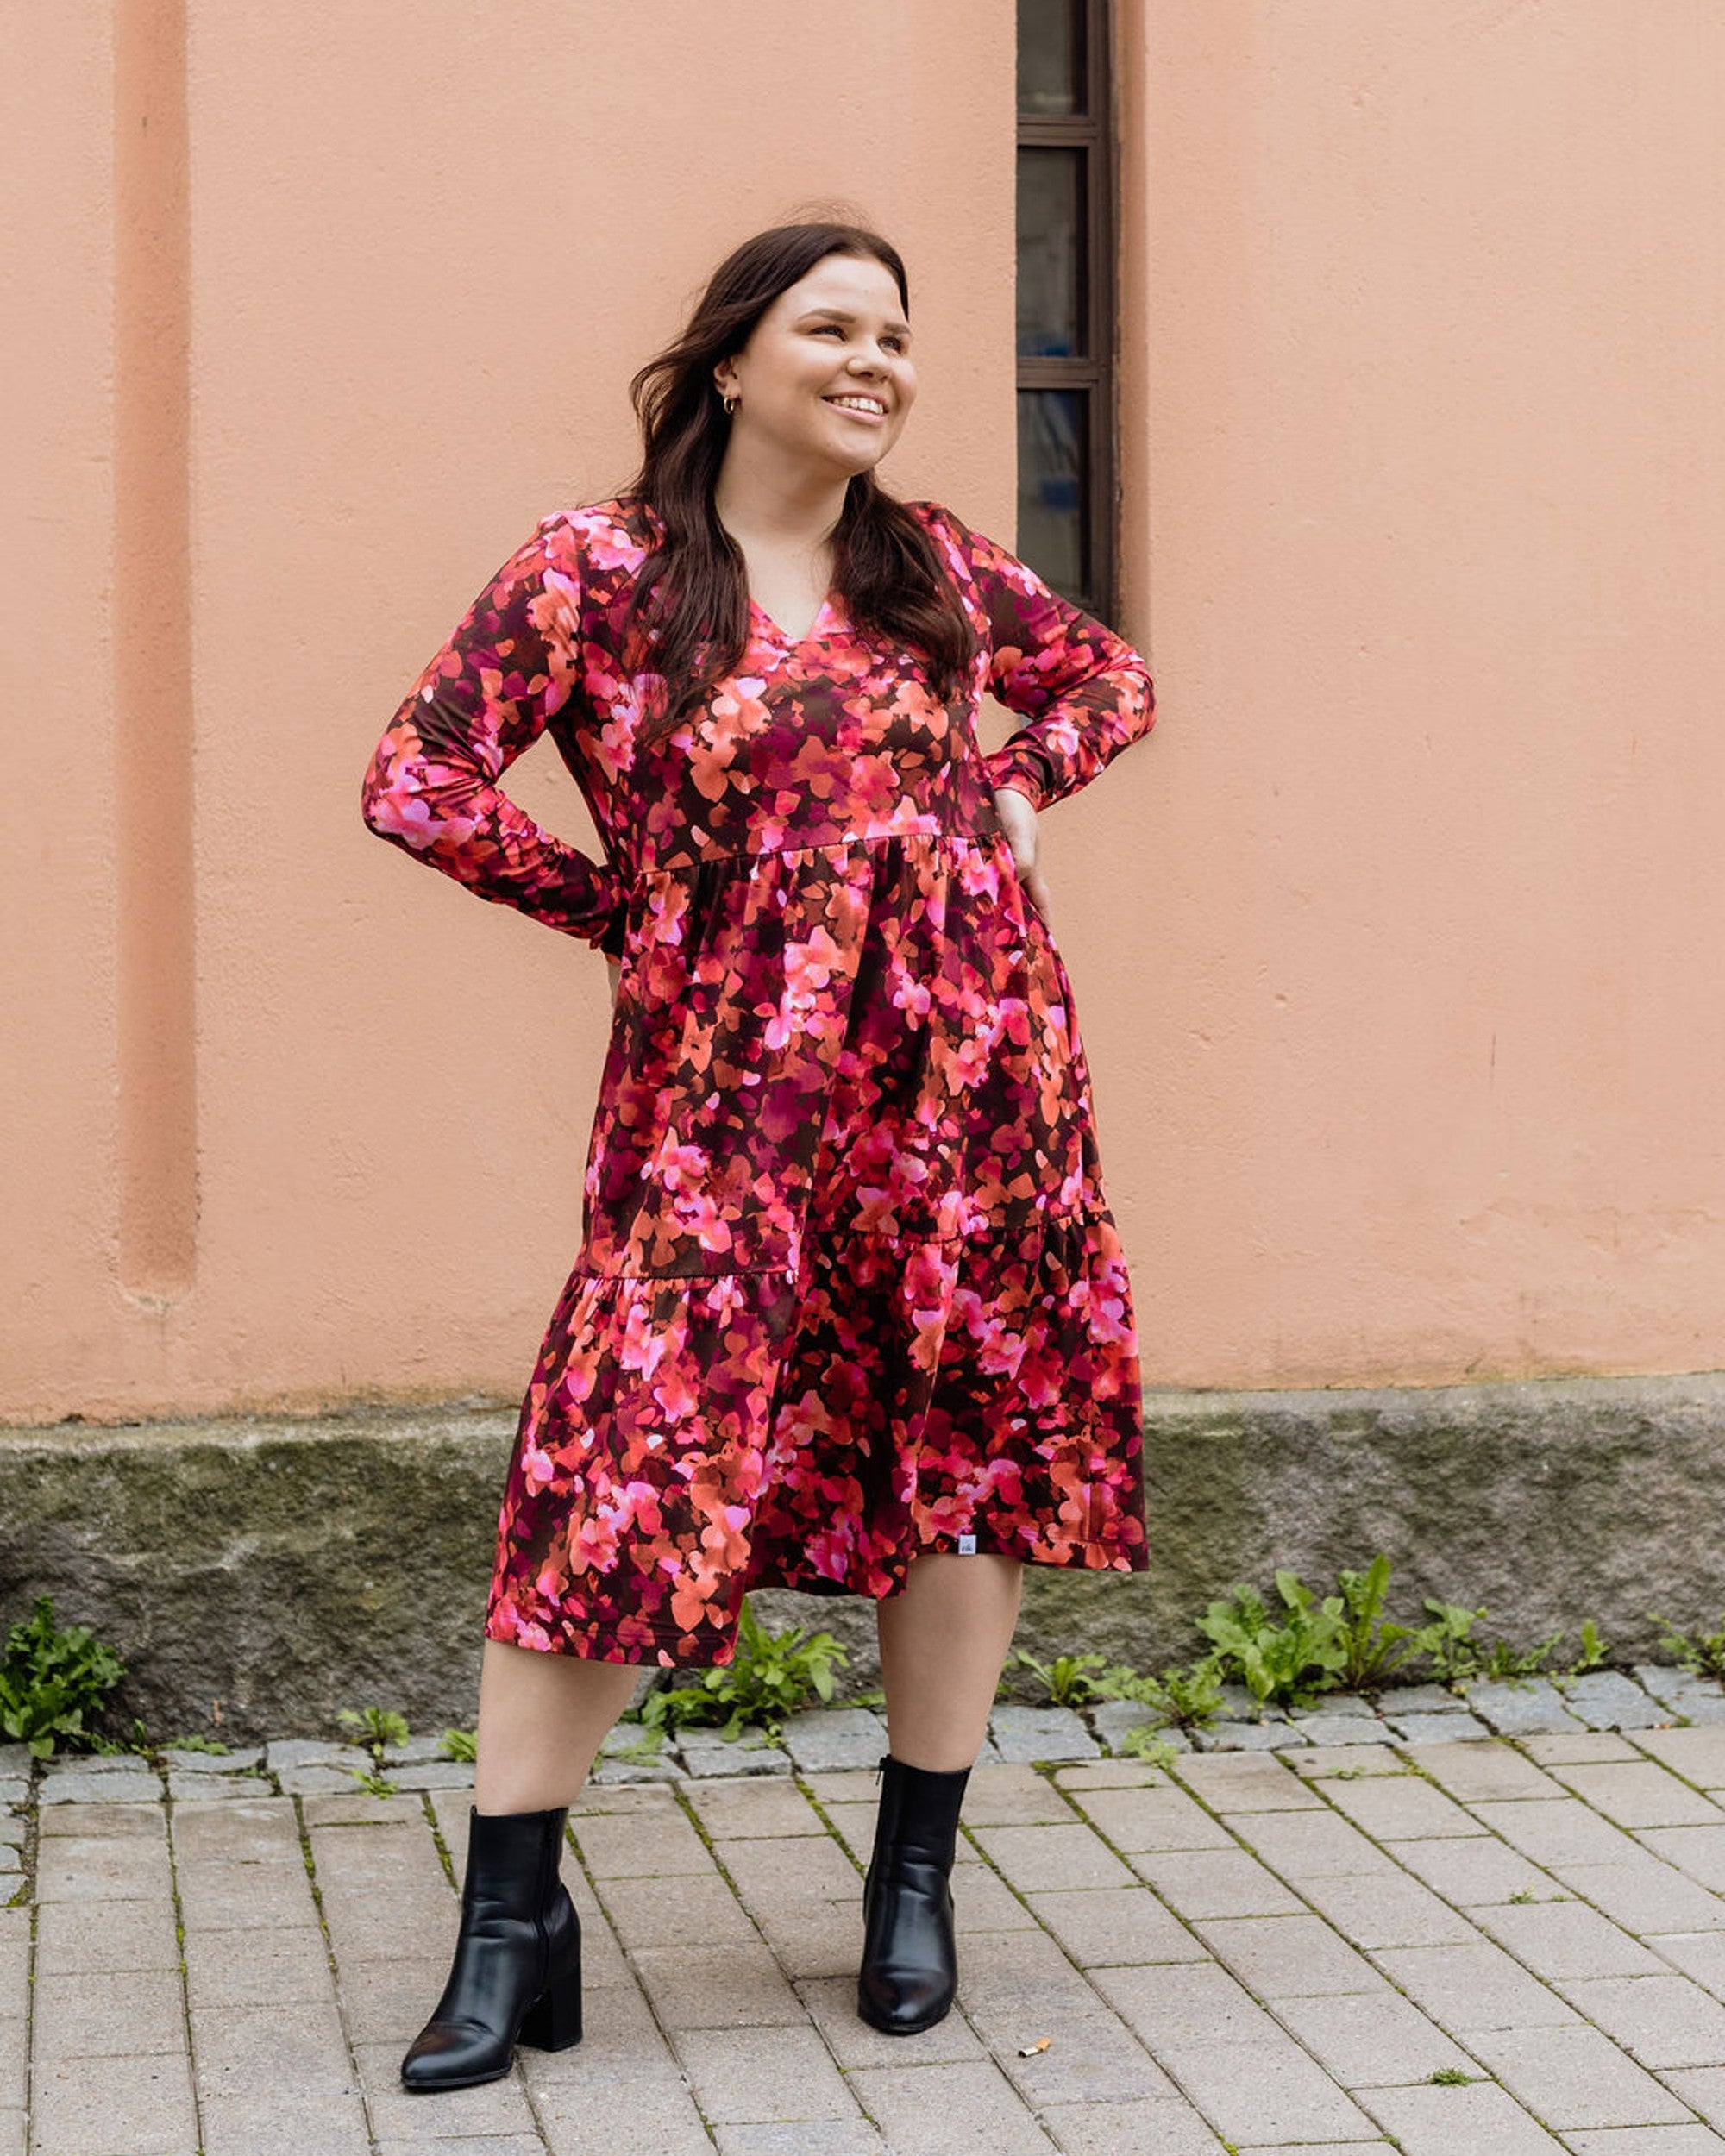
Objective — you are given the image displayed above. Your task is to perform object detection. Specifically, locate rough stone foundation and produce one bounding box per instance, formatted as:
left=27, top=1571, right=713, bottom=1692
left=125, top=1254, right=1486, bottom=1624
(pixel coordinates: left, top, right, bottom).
left=3, top=1371, right=1722, bottom=1742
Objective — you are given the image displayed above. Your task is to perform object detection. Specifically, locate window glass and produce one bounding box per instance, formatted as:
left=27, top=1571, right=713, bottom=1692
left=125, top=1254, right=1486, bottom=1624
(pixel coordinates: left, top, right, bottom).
left=1017, top=0, right=1084, bottom=116
left=1016, top=148, right=1087, bottom=359
left=1018, top=390, right=1089, bottom=600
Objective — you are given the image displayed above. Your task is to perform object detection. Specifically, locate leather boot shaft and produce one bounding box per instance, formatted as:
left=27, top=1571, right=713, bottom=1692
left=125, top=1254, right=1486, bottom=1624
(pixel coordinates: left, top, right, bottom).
left=857, top=1752, right=971, bottom=2035
left=401, top=1804, right=583, bottom=2091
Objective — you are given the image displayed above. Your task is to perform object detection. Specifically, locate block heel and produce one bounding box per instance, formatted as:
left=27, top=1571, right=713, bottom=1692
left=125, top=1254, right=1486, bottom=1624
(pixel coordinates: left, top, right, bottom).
left=518, top=1966, right=584, bottom=2051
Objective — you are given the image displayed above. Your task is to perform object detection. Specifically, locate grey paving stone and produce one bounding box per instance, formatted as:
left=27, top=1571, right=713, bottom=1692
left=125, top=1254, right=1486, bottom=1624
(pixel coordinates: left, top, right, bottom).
left=1033, top=2100, right=1229, bottom=2156
left=794, top=1971, right=986, bottom=2069
left=1391, top=1711, right=1495, bottom=1744
left=998, top=2009, right=1179, bottom=2106
left=1270, top=1989, right=1475, bottom=2086
left=384, top=1761, right=480, bottom=1790
left=988, top=1705, right=1101, bottom=1763
left=970, top=1822, right=1135, bottom=1895
left=1564, top=2130, right=1725, bottom=2156
left=1466, top=1678, right=1586, bottom=1736
left=1086, top=1700, right=1188, bottom=1754
left=777, top=1707, right=890, bottom=1772
left=1559, top=1971, right=1725, bottom=2070
left=39, top=1752, right=147, bottom=1778
left=1563, top=1764, right=1725, bottom=1828
left=1088, top=1959, right=1281, bottom=2049
left=1026, top=1883, right=1209, bottom=1967
left=1633, top=1665, right=1723, bottom=1712
left=184, top=1924, right=335, bottom=2012
left=1466, top=2021, right=1690, bottom=2129
left=1128, top=1846, right=1306, bottom=1920
left=1150, top=2035, right=1378, bottom=2144
left=1214, top=1683, right=1280, bottom=1720
left=377, top=1733, right=454, bottom=1765
left=1371, top=1940, right=1581, bottom=2032
left=1291, top=1744, right=1415, bottom=1778
left=191, top=2001, right=359, bottom=2101
left=1195, top=1912, right=1383, bottom=1996
left=1323, top=1772, right=1480, bottom=1841
left=1402, top=1738, right=1564, bottom=1802
left=1471, top=1896, right=1665, bottom=1980
left=1173, top=1753, right=1326, bottom=1812
left=277, top=1764, right=373, bottom=1795
left=34, top=1831, right=171, bottom=1904
left=0, top=1783, right=28, bottom=1811
left=37, top=1769, right=160, bottom=1805
left=1291, top=1714, right=1397, bottom=1747
left=1660, top=2067, right=1725, bottom=2132
left=844, top=2059, right=1059, bottom=2153
left=674, top=1730, right=794, bottom=1777
left=166, top=1771, right=274, bottom=1801
left=34, top=1897, right=181, bottom=1975
left=1063, top=1783, right=1236, bottom=1852
left=714, top=2127, right=889, bottom=2156
left=631, top=1940, right=806, bottom=2029
left=1474, top=1796, right=1643, bottom=1868
left=1527, top=1731, right=1644, bottom=1765
left=31, top=1967, right=185, bottom=2060
left=30, top=2053, right=199, bottom=2154
left=1225, top=1805, right=1399, bottom=1881
left=1563, top=1671, right=1675, bottom=1732
left=1360, top=2078, right=1567, bottom=2153
left=1634, top=1727, right=1725, bottom=1787
left=263, top=1739, right=370, bottom=1773
left=962, top=1762, right=1076, bottom=1827
left=0, top=1850, right=18, bottom=1877
left=1556, top=1858, right=1725, bottom=1935
left=1668, top=1694, right=1725, bottom=1726
left=1298, top=1870, right=1478, bottom=1950
left=675, top=2021, right=859, bottom=2123
left=684, top=1775, right=824, bottom=1839
left=1195, top=1720, right=1312, bottom=1752
left=200, top=2094, right=372, bottom=2156
left=0, top=1747, right=33, bottom=1776
left=161, top=1746, right=264, bottom=1774
left=1387, top=1831, right=1561, bottom=1907
left=1377, top=1684, right=1473, bottom=1717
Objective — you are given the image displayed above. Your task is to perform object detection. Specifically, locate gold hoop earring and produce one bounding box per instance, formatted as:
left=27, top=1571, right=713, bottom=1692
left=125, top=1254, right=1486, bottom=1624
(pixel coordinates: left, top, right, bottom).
left=722, top=394, right=737, bottom=417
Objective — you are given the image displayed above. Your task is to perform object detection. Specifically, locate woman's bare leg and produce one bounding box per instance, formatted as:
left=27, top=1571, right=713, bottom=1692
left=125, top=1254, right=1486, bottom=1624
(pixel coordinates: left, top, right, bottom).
left=472, top=1638, right=642, bottom=1814
left=875, top=1553, right=1024, bottom=1771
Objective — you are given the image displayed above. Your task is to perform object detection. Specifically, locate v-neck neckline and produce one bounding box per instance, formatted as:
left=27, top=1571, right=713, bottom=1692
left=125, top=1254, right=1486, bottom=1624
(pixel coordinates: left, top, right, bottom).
left=748, top=589, right=839, bottom=650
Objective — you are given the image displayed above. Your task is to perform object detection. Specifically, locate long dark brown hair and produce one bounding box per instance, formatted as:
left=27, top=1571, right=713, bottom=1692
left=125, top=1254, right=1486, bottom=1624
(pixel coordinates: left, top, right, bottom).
left=618, top=222, right=978, bottom=744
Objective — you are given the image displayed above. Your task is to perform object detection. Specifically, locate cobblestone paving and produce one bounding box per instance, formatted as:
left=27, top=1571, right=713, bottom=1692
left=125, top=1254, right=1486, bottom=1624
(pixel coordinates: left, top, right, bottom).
left=11, top=1670, right=1725, bottom=2153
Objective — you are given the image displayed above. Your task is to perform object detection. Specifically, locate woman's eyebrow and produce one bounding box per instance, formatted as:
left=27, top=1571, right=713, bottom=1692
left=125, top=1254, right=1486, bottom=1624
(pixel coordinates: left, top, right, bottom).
left=796, top=306, right=914, bottom=339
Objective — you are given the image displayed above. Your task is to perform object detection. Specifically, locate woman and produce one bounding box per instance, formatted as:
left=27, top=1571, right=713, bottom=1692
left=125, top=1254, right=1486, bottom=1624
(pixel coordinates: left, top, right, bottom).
left=361, top=220, right=1157, bottom=2094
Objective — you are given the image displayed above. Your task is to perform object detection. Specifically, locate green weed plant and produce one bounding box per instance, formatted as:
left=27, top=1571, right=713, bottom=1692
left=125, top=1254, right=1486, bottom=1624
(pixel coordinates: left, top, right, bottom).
left=0, top=1595, right=128, bottom=1758
left=638, top=1596, right=849, bottom=1743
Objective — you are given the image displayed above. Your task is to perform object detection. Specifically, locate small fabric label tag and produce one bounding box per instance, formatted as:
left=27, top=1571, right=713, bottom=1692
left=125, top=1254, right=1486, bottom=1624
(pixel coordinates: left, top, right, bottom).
left=957, top=1533, right=978, bottom=1555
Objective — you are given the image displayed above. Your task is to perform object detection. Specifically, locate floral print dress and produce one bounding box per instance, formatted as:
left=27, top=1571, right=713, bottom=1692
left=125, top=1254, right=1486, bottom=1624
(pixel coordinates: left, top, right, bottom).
left=361, top=497, right=1157, bottom=1667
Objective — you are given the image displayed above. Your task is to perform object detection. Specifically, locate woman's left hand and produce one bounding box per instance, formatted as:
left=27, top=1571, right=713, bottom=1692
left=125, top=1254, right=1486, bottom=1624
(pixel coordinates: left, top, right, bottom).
left=993, top=785, right=1054, bottom=935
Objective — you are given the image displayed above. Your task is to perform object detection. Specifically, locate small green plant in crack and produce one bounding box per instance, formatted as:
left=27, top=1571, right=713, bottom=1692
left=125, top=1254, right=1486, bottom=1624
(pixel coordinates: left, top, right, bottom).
left=1650, top=1611, right=1725, bottom=1684
left=1509, top=1885, right=1539, bottom=1903
left=1420, top=1601, right=1565, bottom=1685
left=336, top=1705, right=408, bottom=1793
left=161, top=1733, right=229, bottom=1757
left=638, top=1596, right=849, bottom=1743
left=0, top=1595, right=129, bottom=1758
left=1198, top=1573, right=1351, bottom=1711
left=1428, top=2066, right=1475, bottom=2084
left=437, top=1727, right=478, bottom=1764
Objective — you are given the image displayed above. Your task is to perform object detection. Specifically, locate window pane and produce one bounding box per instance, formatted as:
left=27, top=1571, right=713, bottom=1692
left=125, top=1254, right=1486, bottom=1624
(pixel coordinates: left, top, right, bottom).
left=1018, top=0, right=1084, bottom=115
left=1018, top=390, right=1089, bottom=602
left=1017, top=147, right=1086, bottom=358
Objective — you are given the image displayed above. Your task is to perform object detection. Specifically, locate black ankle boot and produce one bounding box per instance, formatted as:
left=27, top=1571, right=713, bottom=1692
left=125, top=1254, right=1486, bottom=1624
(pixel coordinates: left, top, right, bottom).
left=856, top=1752, right=971, bottom=2034
left=400, top=1804, right=582, bottom=2091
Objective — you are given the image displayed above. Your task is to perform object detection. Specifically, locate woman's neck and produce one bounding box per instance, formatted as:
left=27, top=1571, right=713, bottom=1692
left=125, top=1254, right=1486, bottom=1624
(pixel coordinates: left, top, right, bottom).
left=712, top=449, right=849, bottom=559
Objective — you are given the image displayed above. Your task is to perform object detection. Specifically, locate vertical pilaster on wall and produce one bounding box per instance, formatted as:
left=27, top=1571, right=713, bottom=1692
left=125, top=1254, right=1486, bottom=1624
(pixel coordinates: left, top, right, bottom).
left=114, top=0, right=196, bottom=1298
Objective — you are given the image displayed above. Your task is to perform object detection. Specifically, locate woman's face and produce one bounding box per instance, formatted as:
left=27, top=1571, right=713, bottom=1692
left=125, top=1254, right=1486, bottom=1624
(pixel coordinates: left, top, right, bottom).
left=713, top=252, right=918, bottom=479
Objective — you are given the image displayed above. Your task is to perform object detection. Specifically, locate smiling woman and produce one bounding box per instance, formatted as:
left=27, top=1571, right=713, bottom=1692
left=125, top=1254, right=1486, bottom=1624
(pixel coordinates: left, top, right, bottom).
left=359, top=217, right=1157, bottom=2092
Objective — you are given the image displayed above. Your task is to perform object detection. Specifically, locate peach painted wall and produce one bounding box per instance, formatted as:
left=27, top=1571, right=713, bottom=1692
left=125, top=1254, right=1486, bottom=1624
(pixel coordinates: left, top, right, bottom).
left=3, top=1, right=1722, bottom=1423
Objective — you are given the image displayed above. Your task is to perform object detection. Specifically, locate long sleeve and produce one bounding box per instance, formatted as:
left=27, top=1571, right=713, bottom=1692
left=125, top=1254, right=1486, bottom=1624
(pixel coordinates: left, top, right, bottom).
left=935, top=507, right=1157, bottom=814
left=360, top=517, right=630, bottom=958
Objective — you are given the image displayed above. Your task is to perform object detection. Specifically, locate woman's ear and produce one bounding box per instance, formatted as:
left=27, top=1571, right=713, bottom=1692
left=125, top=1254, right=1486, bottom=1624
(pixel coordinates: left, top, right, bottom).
left=712, top=356, right=740, bottom=401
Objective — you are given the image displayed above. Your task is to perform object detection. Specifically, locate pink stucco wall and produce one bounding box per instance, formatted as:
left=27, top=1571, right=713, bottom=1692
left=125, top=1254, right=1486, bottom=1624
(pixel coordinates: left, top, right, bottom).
left=4, top=1, right=1722, bottom=1423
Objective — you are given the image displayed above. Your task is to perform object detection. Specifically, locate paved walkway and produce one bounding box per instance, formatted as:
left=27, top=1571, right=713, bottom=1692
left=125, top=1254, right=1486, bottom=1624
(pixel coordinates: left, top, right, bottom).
left=14, top=1704, right=1725, bottom=2154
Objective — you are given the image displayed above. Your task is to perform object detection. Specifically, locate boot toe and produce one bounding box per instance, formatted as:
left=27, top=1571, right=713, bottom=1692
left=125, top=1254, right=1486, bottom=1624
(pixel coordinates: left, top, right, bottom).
left=400, top=2018, right=512, bottom=2091
left=857, top=1966, right=954, bottom=2034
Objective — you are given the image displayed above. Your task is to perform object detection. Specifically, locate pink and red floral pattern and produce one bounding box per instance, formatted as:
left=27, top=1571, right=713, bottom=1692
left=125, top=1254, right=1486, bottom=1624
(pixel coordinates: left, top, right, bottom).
left=361, top=498, right=1157, bottom=1665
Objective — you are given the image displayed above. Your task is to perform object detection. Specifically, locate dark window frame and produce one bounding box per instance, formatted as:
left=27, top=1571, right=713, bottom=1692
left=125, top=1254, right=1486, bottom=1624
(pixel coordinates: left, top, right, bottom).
left=1017, top=0, right=1118, bottom=624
